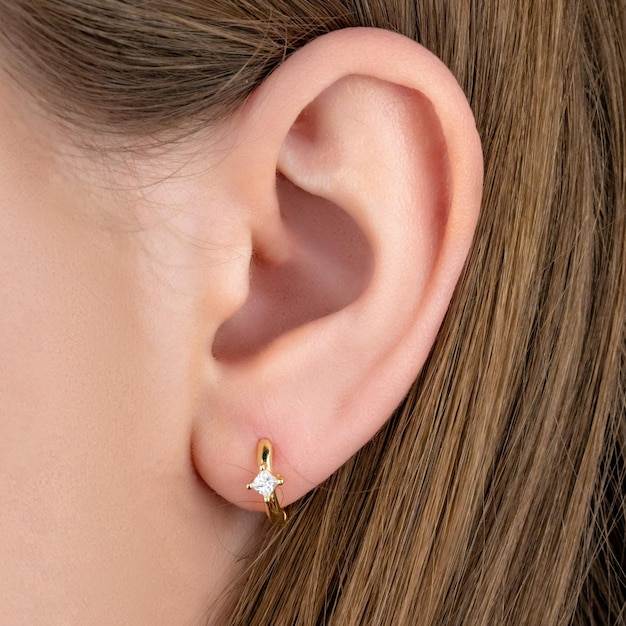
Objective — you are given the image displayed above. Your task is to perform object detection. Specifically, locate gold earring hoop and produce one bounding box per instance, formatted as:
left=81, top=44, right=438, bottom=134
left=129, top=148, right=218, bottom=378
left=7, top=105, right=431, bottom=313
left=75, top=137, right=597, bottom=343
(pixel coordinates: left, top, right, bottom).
left=246, top=439, right=288, bottom=525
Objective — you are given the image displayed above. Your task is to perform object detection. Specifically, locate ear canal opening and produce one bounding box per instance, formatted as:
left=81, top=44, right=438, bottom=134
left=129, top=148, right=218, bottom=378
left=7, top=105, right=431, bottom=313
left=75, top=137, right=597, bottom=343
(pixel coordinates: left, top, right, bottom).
left=211, top=173, right=375, bottom=362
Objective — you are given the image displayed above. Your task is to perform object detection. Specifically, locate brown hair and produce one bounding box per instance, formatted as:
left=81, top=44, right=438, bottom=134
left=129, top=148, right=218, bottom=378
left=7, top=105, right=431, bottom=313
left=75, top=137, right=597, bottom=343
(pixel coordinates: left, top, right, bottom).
left=1, top=1, right=624, bottom=624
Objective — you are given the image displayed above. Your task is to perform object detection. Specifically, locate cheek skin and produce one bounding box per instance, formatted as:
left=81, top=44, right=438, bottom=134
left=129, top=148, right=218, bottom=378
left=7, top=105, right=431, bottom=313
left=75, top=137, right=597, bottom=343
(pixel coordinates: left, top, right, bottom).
left=0, top=82, right=256, bottom=623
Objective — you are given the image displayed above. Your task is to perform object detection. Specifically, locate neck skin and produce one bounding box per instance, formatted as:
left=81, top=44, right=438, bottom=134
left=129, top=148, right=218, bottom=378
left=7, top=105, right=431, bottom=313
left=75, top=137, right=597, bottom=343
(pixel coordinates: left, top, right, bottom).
left=0, top=73, right=262, bottom=625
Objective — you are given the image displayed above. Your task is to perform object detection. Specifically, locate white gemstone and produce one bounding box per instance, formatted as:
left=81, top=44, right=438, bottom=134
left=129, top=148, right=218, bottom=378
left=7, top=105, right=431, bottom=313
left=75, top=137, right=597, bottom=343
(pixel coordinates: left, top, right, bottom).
left=249, top=470, right=280, bottom=497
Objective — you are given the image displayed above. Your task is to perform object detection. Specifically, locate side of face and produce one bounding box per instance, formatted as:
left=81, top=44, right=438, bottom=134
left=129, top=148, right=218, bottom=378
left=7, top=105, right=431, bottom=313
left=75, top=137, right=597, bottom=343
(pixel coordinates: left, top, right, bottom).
left=0, top=72, right=263, bottom=623
left=0, top=27, right=482, bottom=623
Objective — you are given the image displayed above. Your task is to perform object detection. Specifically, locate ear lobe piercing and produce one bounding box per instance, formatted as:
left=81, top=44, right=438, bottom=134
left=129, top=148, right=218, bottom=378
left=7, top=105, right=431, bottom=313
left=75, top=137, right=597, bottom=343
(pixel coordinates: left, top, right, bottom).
left=246, top=439, right=288, bottom=525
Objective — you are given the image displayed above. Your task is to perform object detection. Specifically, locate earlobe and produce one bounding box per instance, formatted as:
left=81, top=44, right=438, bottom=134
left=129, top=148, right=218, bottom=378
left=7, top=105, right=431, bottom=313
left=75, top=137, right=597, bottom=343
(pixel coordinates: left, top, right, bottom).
left=191, top=28, right=483, bottom=515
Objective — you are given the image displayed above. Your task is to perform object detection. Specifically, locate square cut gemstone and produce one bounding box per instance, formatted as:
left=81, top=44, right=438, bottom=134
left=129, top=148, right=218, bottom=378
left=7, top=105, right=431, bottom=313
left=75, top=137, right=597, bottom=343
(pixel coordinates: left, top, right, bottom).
left=249, top=470, right=280, bottom=497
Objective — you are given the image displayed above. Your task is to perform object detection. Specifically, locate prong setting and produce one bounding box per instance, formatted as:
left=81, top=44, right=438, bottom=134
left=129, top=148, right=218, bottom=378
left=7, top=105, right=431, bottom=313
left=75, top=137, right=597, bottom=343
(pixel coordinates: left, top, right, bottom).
left=247, top=469, right=284, bottom=499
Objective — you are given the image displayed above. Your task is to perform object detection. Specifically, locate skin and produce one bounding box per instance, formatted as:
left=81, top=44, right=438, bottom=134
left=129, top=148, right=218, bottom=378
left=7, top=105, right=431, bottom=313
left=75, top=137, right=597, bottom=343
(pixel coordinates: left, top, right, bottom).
left=0, top=69, right=266, bottom=624
left=0, top=28, right=482, bottom=625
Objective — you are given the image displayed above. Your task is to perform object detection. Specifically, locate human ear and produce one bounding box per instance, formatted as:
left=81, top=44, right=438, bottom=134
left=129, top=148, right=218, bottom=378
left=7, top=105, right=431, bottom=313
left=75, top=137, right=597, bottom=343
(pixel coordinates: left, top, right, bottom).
left=191, top=27, right=483, bottom=515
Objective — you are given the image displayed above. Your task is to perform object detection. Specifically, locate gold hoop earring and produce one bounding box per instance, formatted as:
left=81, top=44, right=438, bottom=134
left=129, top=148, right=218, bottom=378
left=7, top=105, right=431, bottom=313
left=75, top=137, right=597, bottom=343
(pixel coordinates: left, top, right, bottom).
left=246, top=439, right=288, bottom=525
